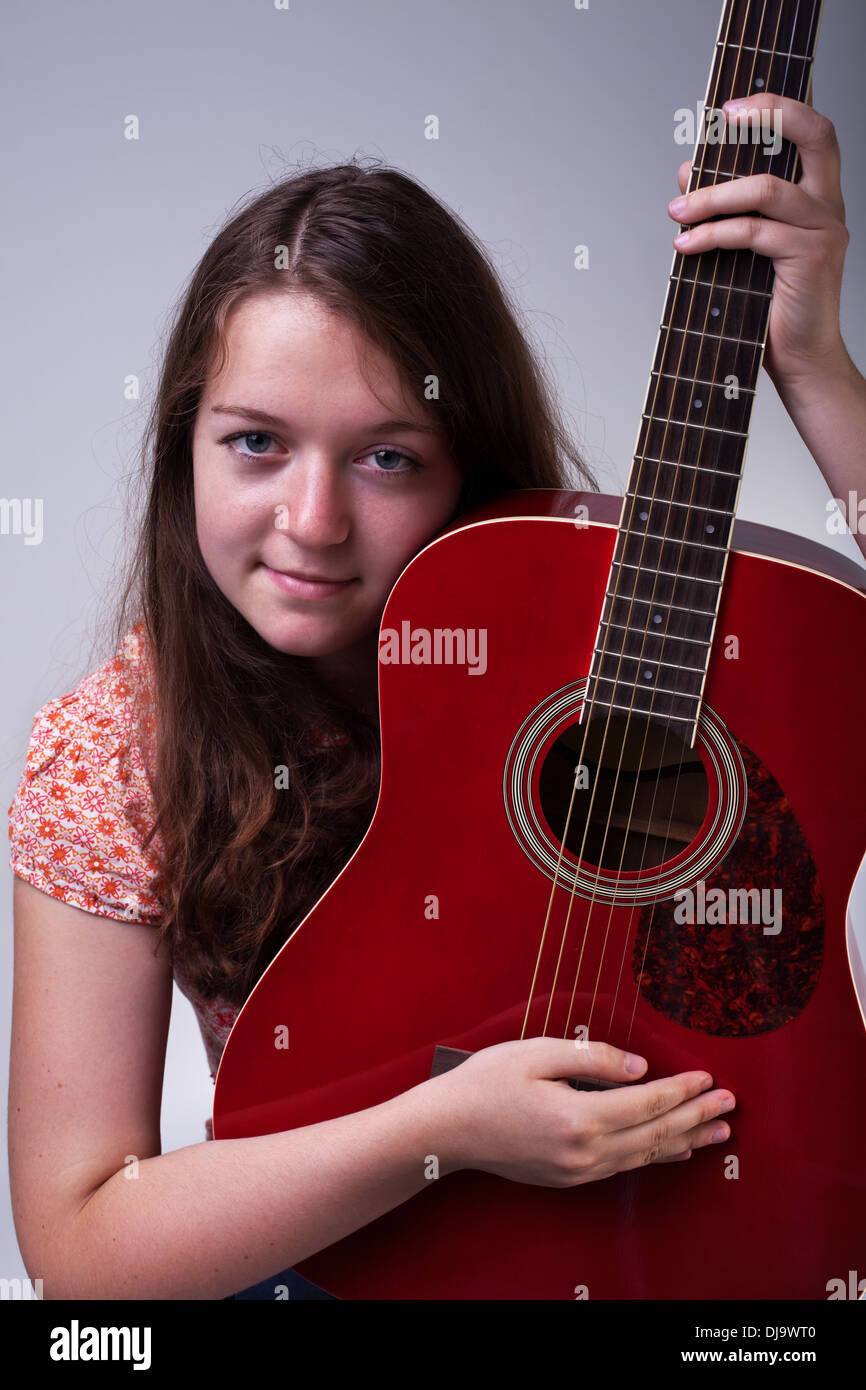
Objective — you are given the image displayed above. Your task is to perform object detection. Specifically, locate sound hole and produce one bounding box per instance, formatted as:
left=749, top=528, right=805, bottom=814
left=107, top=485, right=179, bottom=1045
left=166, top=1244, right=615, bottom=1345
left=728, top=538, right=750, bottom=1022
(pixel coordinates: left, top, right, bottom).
left=538, top=713, right=709, bottom=871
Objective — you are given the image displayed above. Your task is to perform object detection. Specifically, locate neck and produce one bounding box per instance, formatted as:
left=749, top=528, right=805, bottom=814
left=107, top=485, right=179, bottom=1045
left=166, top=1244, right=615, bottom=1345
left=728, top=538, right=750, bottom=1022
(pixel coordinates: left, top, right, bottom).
left=309, top=630, right=380, bottom=723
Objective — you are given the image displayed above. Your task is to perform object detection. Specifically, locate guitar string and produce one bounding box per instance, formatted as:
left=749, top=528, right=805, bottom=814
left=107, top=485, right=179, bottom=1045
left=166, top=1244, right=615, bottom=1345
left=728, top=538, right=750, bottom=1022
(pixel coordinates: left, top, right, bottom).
left=560, top=0, right=775, bottom=1044
left=618, top=0, right=807, bottom=1047
left=607, top=0, right=814, bottom=1048
left=530, top=0, right=761, bottom=1045
left=524, top=0, right=758, bottom=1043
left=521, top=0, right=814, bottom=1047
left=604, top=0, right=812, bottom=1048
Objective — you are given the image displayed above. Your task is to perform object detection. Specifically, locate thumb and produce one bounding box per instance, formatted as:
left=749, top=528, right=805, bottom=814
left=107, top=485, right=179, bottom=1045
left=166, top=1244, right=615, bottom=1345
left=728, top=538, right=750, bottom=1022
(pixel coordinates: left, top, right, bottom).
left=531, top=1036, right=648, bottom=1087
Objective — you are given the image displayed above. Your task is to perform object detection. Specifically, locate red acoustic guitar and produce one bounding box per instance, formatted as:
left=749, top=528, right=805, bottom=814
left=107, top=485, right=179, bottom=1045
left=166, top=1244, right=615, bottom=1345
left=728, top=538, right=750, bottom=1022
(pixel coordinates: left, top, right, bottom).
left=213, top=0, right=866, bottom=1297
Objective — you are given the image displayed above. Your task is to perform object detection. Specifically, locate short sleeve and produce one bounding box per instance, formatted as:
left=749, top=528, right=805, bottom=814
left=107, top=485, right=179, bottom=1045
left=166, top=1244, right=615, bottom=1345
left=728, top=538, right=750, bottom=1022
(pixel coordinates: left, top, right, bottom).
left=8, top=685, right=167, bottom=925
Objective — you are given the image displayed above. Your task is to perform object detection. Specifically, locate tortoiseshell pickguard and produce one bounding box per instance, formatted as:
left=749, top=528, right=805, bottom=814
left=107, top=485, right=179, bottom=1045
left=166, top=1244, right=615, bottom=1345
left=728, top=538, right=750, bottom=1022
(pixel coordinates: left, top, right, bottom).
left=631, top=741, right=824, bottom=1036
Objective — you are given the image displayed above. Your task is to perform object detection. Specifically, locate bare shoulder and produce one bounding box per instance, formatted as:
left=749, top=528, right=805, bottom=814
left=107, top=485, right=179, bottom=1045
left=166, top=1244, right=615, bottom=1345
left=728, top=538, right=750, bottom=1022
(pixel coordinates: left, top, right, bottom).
left=9, top=877, right=173, bottom=1278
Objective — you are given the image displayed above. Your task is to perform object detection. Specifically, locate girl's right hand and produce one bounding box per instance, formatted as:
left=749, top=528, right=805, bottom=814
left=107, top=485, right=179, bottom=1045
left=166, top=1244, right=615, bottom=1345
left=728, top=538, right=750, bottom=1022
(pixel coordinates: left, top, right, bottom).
left=426, top=1036, right=735, bottom=1187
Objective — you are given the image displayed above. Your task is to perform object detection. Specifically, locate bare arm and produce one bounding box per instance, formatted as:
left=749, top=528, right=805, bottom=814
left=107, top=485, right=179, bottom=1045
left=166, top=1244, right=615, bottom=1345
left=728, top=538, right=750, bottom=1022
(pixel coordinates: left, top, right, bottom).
left=9, top=877, right=733, bottom=1301
left=670, top=96, right=866, bottom=561
left=771, top=345, right=866, bottom=559
left=8, top=877, right=445, bottom=1301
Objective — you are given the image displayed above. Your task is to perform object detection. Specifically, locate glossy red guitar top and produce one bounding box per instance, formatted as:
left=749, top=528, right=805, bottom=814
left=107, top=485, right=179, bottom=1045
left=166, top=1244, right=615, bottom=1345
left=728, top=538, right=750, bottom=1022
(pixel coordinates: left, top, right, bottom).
left=213, top=489, right=866, bottom=1299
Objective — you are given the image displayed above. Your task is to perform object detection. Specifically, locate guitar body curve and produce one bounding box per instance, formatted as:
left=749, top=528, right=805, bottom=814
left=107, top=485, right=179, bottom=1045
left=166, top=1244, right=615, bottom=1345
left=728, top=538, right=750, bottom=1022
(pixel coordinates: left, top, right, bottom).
left=213, top=489, right=866, bottom=1300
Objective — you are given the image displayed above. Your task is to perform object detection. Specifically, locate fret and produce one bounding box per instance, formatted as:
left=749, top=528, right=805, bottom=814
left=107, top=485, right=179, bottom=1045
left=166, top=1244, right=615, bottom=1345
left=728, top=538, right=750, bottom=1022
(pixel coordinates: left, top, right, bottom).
left=630, top=462, right=741, bottom=519
left=673, top=248, right=774, bottom=295
left=598, top=0, right=826, bottom=749
left=631, top=674, right=704, bottom=694
left=689, top=146, right=794, bottom=184
left=652, top=371, right=755, bottom=393
left=628, top=491, right=735, bottom=516
left=635, top=458, right=720, bottom=472
left=610, top=561, right=719, bottom=585
left=664, top=276, right=770, bottom=348
left=598, top=620, right=712, bottom=649
left=645, top=374, right=753, bottom=435
left=715, top=42, right=812, bottom=61
left=586, top=699, right=696, bottom=727
left=593, top=649, right=707, bottom=676
left=642, top=413, right=749, bottom=439
left=647, top=369, right=756, bottom=411
left=625, top=530, right=730, bottom=551
left=625, top=495, right=735, bottom=548
left=603, top=592, right=718, bottom=627
left=637, top=419, right=746, bottom=474
left=594, top=674, right=705, bottom=701
left=723, top=0, right=821, bottom=55
left=711, top=45, right=812, bottom=110
left=691, top=166, right=737, bottom=180
left=600, top=626, right=719, bottom=664
left=624, top=514, right=732, bottom=543
left=586, top=677, right=700, bottom=723
left=595, top=627, right=716, bottom=673
left=631, top=461, right=741, bottom=516
left=660, top=325, right=763, bottom=349
left=670, top=278, right=770, bottom=304
left=615, top=532, right=727, bottom=584
left=654, top=326, right=764, bottom=383
left=590, top=671, right=703, bottom=703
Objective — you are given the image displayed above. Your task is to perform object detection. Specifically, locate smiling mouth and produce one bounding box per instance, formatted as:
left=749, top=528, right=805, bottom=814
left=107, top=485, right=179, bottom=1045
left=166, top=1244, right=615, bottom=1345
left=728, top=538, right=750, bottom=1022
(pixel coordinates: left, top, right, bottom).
left=262, top=563, right=358, bottom=598
left=268, top=566, right=356, bottom=583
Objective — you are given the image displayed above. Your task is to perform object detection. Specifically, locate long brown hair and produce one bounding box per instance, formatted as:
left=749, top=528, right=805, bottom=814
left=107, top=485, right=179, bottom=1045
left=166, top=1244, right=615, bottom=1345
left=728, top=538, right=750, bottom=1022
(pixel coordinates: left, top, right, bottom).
left=108, top=157, right=596, bottom=1006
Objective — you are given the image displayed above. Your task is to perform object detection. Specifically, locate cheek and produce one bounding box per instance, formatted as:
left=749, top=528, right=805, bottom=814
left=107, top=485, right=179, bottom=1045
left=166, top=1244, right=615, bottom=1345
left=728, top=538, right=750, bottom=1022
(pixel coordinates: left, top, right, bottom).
left=388, top=481, right=463, bottom=564
left=366, top=461, right=462, bottom=554
left=193, top=470, right=227, bottom=571
left=363, top=515, right=447, bottom=601
left=194, top=465, right=261, bottom=571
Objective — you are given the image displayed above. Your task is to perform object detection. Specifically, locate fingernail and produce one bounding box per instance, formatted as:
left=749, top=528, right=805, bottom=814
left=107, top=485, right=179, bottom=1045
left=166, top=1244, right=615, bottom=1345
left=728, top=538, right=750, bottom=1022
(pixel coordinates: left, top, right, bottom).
left=674, top=230, right=692, bottom=245
left=625, top=1053, right=646, bottom=1073
left=720, top=1096, right=735, bottom=1111
left=668, top=196, right=687, bottom=216
left=711, top=1125, right=729, bottom=1142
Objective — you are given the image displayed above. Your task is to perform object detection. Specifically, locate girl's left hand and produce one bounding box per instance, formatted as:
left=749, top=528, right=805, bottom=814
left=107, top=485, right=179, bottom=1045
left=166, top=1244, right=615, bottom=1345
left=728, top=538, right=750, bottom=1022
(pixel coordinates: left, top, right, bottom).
left=667, top=94, right=850, bottom=397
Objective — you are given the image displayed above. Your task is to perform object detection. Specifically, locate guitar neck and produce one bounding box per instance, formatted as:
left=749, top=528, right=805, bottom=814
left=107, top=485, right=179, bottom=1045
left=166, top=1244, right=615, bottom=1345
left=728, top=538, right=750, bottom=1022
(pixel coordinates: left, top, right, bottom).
left=588, top=0, right=825, bottom=745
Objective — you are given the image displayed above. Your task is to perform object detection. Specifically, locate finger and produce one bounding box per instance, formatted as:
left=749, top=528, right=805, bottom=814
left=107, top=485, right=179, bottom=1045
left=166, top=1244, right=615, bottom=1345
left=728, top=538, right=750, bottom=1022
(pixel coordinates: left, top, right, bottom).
left=648, top=1116, right=730, bottom=1164
left=722, top=94, right=843, bottom=216
left=677, top=159, right=691, bottom=195
left=600, top=1089, right=735, bottom=1162
left=606, top=1124, right=721, bottom=1176
left=579, top=1068, right=716, bottom=1131
left=669, top=173, right=830, bottom=233
left=675, top=216, right=822, bottom=262
left=596, top=1113, right=732, bottom=1179
left=531, top=1035, right=649, bottom=1084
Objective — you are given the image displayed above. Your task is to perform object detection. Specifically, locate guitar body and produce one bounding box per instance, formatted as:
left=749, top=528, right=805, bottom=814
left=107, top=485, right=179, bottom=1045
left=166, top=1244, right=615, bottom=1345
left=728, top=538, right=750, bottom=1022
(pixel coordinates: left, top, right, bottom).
left=213, top=489, right=866, bottom=1299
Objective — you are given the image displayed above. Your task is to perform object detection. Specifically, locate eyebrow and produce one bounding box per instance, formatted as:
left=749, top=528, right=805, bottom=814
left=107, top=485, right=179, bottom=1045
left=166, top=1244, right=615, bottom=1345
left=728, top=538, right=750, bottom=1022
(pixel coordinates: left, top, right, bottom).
left=210, top=404, right=438, bottom=435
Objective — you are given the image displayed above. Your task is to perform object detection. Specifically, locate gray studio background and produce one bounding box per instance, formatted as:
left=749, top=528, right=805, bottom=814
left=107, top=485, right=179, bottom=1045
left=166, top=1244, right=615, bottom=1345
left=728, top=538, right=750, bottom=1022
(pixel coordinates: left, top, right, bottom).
left=2, top=0, right=865, bottom=1290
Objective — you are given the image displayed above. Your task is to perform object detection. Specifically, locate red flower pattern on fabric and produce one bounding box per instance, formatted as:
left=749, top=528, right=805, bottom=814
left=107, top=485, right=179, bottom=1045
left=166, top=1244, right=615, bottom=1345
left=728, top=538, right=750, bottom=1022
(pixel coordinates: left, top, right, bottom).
left=8, top=620, right=349, bottom=1139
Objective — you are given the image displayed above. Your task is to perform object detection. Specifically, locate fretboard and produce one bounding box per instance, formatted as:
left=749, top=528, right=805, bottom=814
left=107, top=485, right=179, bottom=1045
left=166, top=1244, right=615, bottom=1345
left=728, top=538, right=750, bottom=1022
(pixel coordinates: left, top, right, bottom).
left=587, top=0, right=823, bottom=744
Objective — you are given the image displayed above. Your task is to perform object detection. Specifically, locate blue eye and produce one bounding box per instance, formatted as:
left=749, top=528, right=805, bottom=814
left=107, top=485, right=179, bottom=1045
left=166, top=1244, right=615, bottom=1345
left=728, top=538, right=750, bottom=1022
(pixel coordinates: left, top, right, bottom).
left=361, top=447, right=422, bottom=477
left=224, top=431, right=275, bottom=458
left=220, top=432, right=422, bottom=476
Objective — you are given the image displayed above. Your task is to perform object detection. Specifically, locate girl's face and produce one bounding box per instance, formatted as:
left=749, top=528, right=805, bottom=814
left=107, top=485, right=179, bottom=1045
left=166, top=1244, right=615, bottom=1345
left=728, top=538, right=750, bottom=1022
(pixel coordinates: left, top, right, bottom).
left=192, top=290, right=464, bottom=686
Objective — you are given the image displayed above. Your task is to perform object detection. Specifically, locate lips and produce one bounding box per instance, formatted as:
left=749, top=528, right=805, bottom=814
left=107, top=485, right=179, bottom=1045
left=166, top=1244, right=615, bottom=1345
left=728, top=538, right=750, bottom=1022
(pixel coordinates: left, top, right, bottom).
left=270, top=568, right=353, bottom=583
left=262, top=563, right=358, bottom=599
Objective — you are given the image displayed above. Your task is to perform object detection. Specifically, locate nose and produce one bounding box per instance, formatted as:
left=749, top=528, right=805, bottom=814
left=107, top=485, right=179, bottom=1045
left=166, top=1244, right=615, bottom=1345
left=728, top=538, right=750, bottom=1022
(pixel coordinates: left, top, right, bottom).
left=277, top=452, right=352, bottom=549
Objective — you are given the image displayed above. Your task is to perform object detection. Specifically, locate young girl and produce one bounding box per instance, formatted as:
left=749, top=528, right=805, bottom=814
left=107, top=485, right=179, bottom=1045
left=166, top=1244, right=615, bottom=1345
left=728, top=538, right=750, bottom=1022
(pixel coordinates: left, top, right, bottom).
left=8, top=93, right=866, bottom=1301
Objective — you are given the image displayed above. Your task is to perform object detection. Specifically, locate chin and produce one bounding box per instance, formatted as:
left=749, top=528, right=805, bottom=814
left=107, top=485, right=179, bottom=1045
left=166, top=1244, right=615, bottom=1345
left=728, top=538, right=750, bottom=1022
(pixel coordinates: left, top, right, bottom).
left=247, top=614, right=368, bottom=661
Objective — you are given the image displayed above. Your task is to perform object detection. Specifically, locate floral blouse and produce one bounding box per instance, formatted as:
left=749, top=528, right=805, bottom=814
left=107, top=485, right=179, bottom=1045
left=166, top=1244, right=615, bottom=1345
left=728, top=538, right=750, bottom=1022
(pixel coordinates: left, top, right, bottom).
left=7, top=620, right=347, bottom=1139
